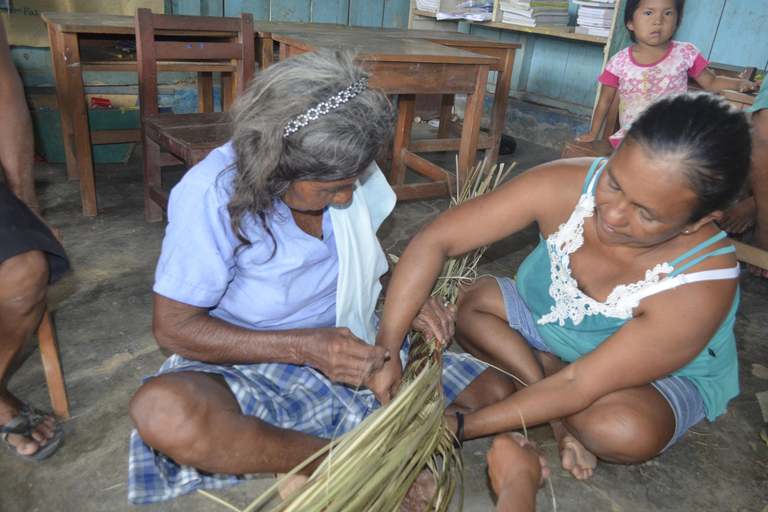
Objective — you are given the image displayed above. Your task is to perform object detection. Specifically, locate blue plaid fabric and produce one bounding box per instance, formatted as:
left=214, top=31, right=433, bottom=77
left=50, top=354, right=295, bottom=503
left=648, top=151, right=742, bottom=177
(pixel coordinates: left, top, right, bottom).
left=127, top=343, right=486, bottom=505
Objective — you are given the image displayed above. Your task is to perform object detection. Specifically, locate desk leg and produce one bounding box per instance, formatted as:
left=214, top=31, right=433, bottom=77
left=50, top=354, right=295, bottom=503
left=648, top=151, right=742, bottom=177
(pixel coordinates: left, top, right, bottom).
left=456, top=65, right=489, bottom=184
left=437, top=94, right=454, bottom=140
left=62, top=32, right=98, bottom=217
left=47, top=26, right=78, bottom=181
left=484, top=49, right=515, bottom=165
left=199, top=72, right=214, bottom=112
left=390, top=94, right=415, bottom=186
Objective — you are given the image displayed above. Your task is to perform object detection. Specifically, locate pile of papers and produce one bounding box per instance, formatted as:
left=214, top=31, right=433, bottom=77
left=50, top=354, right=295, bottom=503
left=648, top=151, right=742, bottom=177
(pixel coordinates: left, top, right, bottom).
left=574, top=0, right=616, bottom=37
left=497, top=1, right=570, bottom=28
left=415, top=0, right=438, bottom=12
left=437, top=0, right=494, bottom=21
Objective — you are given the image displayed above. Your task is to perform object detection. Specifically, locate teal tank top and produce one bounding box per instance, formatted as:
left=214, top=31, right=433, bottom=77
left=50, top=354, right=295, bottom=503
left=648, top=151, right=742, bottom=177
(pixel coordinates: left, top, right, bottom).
left=516, top=159, right=739, bottom=421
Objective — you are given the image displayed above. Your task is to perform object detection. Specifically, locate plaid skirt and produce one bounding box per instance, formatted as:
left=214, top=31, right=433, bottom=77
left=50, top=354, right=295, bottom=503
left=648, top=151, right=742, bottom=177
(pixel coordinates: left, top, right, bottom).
left=127, top=341, right=487, bottom=504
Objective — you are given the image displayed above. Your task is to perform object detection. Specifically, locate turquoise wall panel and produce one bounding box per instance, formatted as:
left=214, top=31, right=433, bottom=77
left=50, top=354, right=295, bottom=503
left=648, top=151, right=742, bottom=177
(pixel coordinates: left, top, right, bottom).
left=349, top=0, right=384, bottom=26
left=224, top=0, right=270, bottom=19
left=673, top=0, right=724, bottom=59
left=525, top=37, right=567, bottom=99
left=709, top=0, right=768, bottom=69
left=271, top=0, right=312, bottom=21
left=312, top=0, right=349, bottom=24
left=201, top=0, right=224, bottom=16
left=383, top=0, right=410, bottom=28
left=560, top=42, right=604, bottom=107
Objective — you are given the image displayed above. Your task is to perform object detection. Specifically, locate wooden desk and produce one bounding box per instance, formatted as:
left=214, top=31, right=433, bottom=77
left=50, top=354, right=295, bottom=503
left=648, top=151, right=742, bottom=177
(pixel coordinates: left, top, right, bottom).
left=43, top=13, right=496, bottom=211
left=353, top=26, right=520, bottom=165
left=259, top=25, right=496, bottom=199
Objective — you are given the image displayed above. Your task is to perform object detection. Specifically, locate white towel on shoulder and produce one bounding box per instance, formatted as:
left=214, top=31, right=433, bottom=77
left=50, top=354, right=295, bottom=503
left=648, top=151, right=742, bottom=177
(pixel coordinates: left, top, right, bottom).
left=329, top=162, right=396, bottom=344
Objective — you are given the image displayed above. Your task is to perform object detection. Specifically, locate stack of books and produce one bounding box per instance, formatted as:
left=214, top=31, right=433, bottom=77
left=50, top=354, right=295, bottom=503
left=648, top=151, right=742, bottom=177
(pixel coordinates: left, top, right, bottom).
left=574, top=0, right=616, bottom=37
left=496, top=1, right=570, bottom=28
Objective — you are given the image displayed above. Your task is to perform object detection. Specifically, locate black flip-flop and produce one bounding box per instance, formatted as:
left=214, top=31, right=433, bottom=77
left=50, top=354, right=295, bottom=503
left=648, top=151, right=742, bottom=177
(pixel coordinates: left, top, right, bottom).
left=1, top=406, right=64, bottom=461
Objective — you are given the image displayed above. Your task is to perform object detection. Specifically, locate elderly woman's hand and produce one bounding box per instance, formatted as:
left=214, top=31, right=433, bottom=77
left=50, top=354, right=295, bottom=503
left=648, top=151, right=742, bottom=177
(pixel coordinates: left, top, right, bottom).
left=307, top=327, right=390, bottom=386
left=411, top=296, right=457, bottom=349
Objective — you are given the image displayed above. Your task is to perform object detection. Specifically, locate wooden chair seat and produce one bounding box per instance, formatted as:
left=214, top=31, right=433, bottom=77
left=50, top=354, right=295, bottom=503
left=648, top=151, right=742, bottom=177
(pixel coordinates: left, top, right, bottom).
left=135, top=8, right=255, bottom=222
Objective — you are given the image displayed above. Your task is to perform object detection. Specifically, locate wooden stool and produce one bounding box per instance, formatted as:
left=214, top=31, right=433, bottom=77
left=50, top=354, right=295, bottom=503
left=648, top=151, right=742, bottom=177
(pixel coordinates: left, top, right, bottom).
left=37, top=304, right=69, bottom=421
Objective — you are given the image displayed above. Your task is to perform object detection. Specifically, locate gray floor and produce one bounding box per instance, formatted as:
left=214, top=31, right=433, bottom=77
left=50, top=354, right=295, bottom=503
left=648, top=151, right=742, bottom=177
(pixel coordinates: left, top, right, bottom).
left=1, top=127, right=768, bottom=512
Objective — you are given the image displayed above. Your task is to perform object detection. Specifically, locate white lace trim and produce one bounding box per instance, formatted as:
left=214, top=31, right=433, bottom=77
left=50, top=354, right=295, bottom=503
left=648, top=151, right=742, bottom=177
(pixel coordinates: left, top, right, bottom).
left=538, top=192, right=673, bottom=326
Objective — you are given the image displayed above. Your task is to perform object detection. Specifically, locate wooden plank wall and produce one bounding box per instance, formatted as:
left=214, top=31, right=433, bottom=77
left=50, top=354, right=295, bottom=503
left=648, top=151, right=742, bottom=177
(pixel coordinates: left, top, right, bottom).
left=166, top=0, right=411, bottom=27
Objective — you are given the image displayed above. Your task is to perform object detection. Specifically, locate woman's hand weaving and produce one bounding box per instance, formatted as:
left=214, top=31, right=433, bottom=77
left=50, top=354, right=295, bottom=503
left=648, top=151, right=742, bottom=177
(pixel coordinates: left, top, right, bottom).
left=410, top=296, right=457, bottom=349
left=307, top=327, right=390, bottom=386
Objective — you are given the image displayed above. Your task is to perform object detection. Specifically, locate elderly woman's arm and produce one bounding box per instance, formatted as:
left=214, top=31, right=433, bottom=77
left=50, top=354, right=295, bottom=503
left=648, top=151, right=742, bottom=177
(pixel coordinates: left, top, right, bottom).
left=153, top=294, right=389, bottom=386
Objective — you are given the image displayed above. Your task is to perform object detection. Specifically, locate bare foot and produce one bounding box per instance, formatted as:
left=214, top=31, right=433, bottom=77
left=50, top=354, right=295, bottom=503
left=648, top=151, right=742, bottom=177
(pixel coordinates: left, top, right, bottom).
left=276, top=473, right=309, bottom=500
left=0, top=392, right=58, bottom=457
left=719, top=197, right=756, bottom=234
left=398, top=469, right=436, bottom=512
left=552, top=421, right=597, bottom=480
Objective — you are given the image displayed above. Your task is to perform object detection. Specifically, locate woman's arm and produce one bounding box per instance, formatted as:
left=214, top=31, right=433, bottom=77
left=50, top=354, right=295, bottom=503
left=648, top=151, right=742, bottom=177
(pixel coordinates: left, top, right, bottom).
left=153, top=293, right=389, bottom=386
left=369, top=160, right=587, bottom=403
left=458, top=275, right=737, bottom=438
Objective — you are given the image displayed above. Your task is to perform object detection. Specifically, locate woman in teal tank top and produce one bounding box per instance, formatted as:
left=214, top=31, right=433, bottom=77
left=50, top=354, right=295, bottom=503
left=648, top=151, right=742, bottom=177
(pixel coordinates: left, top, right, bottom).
left=373, top=93, right=751, bottom=481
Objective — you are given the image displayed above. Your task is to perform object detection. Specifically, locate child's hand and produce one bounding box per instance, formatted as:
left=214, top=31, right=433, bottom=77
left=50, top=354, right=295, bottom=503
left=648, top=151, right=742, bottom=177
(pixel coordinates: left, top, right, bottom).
left=737, top=80, right=760, bottom=93
left=575, top=131, right=598, bottom=142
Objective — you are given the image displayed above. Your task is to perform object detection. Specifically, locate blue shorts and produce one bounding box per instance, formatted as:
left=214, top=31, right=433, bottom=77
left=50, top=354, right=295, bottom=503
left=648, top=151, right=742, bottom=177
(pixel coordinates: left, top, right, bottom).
left=127, top=337, right=487, bottom=505
left=494, top=276, right=705, bottom=453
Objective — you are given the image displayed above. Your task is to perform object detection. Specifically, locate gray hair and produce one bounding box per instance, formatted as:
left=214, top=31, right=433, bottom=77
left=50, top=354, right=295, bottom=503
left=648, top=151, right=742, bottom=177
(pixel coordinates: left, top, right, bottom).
left=227, top=48, right=395, bottom=247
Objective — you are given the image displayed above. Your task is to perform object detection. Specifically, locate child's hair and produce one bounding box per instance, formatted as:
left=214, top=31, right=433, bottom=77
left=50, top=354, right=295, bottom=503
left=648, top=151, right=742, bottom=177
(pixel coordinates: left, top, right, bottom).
left=623, top=92, right=751, bottom=222
left=624, top=0, right=685, bottom=43
left=227, top=48, right=395, bottom=246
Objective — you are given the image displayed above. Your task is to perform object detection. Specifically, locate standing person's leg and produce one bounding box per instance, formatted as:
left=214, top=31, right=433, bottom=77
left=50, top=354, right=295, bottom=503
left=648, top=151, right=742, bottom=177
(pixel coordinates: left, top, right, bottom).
left=746, top=107, right=768, bottom=276
left=0, top=250, right=61, bottom=458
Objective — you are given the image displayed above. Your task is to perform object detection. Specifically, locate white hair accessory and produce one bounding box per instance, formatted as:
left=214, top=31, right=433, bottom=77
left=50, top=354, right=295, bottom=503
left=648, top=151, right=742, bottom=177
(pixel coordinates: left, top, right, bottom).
left=283, top=78, right=369, bottom=137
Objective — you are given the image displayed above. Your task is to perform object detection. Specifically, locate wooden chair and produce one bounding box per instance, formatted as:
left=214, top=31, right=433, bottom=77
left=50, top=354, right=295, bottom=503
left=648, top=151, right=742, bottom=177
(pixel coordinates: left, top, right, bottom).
left=135, top=8, right=255, bottom=222
left=560, top=88, right=620, bottom=159
left=37, top=304, right=69, bottom=421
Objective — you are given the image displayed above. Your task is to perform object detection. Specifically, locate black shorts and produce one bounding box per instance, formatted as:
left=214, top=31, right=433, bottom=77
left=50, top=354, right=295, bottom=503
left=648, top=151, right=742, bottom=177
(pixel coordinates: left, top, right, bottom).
left=0, top=183, right=69, bottom=284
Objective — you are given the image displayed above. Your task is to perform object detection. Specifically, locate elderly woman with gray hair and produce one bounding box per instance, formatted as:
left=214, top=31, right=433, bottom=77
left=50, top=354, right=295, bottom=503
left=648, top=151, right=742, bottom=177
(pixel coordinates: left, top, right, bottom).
left=126, top=49, right=513, bottom=505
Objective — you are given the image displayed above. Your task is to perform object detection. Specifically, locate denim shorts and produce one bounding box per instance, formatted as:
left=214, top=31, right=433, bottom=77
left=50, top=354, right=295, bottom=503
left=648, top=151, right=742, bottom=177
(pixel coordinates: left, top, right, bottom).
left=494, top=276, right=706, bottom=453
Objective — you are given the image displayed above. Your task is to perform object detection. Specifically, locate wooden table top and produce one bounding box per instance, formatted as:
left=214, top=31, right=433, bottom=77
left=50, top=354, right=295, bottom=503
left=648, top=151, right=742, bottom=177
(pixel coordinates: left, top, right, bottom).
left=41, top=12, right=504, bottom=63
left=269, top=30, right=496, bottom=64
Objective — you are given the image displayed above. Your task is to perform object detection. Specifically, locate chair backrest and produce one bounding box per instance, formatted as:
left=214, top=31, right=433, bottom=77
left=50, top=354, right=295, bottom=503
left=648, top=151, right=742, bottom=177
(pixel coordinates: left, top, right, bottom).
left=135, top=8, right=255, bottom=117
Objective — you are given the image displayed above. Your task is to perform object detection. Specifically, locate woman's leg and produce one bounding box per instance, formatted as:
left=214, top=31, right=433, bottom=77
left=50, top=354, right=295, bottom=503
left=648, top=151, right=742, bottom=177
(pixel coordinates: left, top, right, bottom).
left=455, top=277, right=545, bottom=386
left=747, top=108, right=768, bottom=276
left=129, top=371, right=329, bottom=475
left=0, top=250, right=59, bottom=457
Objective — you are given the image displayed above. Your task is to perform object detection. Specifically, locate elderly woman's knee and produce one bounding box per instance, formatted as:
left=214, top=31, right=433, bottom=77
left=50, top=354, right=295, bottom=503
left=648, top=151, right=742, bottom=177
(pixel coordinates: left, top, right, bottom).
left=130, top=375, right=208, bottom=451
left=0, top=251, right=49, bottom=313
left=566, top=405, right=667, bottom=463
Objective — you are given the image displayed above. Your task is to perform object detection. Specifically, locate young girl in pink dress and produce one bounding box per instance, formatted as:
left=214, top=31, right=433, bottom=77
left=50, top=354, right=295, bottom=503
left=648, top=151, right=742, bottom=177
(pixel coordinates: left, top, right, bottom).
left=576, top=0, right=758, bottom=147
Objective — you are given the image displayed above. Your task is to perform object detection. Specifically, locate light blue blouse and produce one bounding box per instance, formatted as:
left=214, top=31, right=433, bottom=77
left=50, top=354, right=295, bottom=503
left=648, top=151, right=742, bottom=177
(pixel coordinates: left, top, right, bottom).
left=154, top=142, right=339, bottom=331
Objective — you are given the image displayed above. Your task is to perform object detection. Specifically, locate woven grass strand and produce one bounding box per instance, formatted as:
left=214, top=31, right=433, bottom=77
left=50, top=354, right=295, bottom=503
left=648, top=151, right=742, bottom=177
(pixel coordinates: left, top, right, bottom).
left=245, top=160, right=510, bottom=512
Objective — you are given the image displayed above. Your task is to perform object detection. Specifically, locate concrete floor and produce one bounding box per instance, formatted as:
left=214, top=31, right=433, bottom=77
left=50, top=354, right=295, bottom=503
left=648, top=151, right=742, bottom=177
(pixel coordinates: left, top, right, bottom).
left=1, top=128, right=767, bottom=512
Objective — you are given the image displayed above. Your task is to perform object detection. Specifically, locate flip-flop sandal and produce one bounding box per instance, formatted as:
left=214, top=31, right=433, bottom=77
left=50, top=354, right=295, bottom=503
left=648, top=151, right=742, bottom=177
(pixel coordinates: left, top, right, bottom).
left=761, top=422, right=768, bottom=448
left=1, top=406, right=64, bottom=461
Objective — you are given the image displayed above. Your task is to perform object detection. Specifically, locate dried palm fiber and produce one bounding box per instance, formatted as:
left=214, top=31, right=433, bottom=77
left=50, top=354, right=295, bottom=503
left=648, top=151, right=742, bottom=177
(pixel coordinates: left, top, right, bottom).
left=242, top=159, right=514, bottom=512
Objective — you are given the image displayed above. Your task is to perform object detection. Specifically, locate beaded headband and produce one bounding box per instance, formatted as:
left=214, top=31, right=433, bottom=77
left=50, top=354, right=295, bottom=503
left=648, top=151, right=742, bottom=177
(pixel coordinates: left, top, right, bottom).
left=283, top=78, right=369, bottom=137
